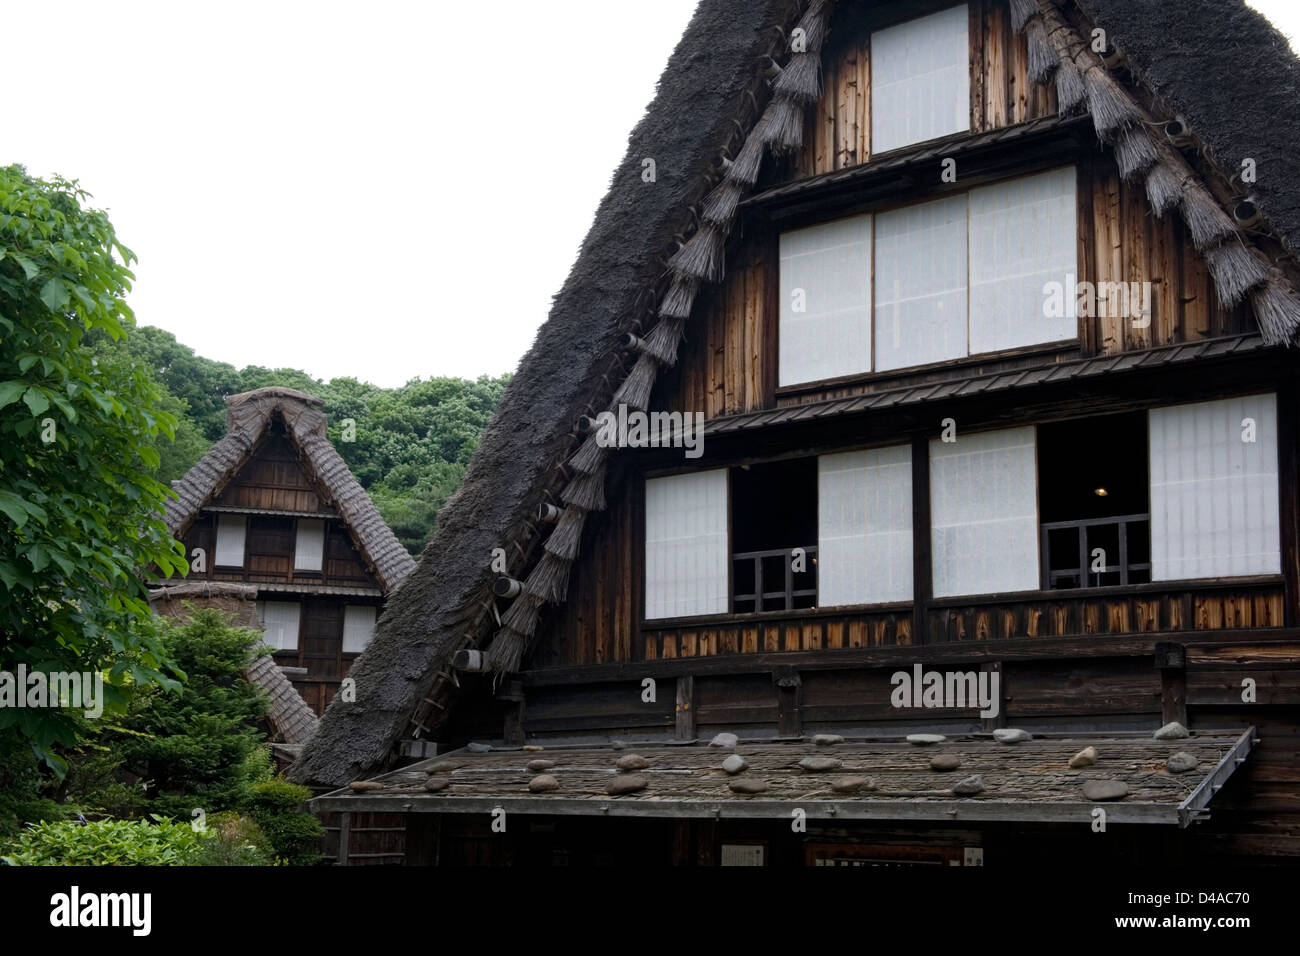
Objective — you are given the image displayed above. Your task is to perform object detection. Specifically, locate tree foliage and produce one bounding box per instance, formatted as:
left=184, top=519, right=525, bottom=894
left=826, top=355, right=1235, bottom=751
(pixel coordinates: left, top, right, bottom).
left=103, top=609, right=272, bottom=821
left=120, top=324, right=509, bottom=553
left=0, top=165, right=187, bottom=771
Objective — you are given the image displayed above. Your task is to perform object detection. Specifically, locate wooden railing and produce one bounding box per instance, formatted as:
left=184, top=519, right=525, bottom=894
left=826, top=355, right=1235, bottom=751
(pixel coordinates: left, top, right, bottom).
left=732, top=545, right=817, bottom=613
left=1040, top=513, right=1151, bottom=589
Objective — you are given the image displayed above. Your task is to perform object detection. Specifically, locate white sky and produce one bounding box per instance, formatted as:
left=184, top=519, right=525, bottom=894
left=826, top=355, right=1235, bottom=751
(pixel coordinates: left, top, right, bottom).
left=5, top=1, right=1297, bottom=388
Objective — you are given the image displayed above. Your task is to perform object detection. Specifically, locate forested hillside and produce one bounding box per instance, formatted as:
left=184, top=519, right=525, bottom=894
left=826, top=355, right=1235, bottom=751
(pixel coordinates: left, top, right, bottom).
left=118, top=325, right=509, bottom=554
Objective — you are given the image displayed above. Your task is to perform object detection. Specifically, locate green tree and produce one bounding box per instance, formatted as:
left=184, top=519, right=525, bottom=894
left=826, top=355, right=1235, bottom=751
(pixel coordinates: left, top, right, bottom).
left=106, top=609, right=272, bottom=820
left=0, top=165, right=188, bottom=772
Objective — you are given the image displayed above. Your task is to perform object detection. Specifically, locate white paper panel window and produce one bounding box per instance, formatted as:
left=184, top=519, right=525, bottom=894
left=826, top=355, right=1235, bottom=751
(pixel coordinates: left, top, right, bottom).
left=871, top=4, right=970, bottom=154
left=818, top=444, right=913, bottom=606
left=214, top=514, right=246, bottom=567
left=969, top=166, right=1078, bottom=354
left=258, top=601, right=301, bottom=652
left=875, top=193, right=968, bottom=372
left=645, top=469, right=729, bottom=619
left=342, top=605, right=378, bottom=654
left=779, top=215, right=873, bottom=386
left=1149, top=394, right=1281, bottom=580
left=294, top=518, right=325, bottom=572
left=930, top=426, right=1039, bottom=597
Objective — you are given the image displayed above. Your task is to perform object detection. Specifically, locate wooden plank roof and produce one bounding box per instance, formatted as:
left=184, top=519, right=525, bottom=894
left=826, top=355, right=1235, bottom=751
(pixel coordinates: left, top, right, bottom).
left=312, top=729, right=1255, bottom=828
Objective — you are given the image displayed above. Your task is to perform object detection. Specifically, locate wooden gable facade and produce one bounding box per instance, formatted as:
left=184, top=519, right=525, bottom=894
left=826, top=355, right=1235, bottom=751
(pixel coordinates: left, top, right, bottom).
left=159, top=387, right=415, bottom=716
left=301, top=0, right=1300, bottom=868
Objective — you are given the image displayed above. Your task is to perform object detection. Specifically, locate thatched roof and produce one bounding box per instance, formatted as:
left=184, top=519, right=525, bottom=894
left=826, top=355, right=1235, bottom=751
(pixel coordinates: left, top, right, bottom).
left=292, top=0, right=1300, bottom=788
left=1077, top=0, right=1300, bottom=256
left=164, top=386, right=415, bottom=594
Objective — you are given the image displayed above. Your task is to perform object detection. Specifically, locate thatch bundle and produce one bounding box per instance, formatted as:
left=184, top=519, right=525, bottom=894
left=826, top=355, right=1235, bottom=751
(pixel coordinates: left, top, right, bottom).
left=486, top=629, right=527, bottom=674
left=642, top=315, right=687, bottom=366
left=727, top=119, right=770, bottom=186
left=1181, top=182, right=1237, bottom=251
left=543, top=504, right=588, bottom=561
left=1083, top=63, right=1142, bottom=137
left=613, top=353, right=660, bottom=411
left=1026, top=18, right=1058, bottom=85
left=762, top=96, right=807, bottom=154
left=659, top=276, right=699, bottom=319
left=1055, top=56, right=1086, bottom=113
left=561, top=462, right=607, bottom=512
left=701, top=178, right=747, bottom=228
left=1009, top=0, right=1040, bottom=33
left=774, top=52, right=823, bottom=102
left=525, top=551, right=574, bottom=604
left=1143, top=162, right=1183, bottom=217
left=568, top=432, right=607, bottom=475
left=1206, top=241, right=1268, bottom=306
left=1113, top=125, right=1158, bottom=180
left=668, top=224, right=726, bottom=282
left=1250, top=278, right=1300, bottom=346
left=501, top=590, right=545, bottom=638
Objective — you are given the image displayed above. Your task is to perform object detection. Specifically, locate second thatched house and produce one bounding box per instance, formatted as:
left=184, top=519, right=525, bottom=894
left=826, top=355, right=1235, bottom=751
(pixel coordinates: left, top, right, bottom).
left=155, top=387, right=415, bottom=720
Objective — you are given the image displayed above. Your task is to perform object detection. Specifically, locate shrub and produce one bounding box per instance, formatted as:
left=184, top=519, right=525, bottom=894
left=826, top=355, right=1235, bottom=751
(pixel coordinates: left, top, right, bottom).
left=242, top=779, right=324, bottom=866
left=191, top=811, right=274, bottom=866
left=1, top=817, right=203, bottom=866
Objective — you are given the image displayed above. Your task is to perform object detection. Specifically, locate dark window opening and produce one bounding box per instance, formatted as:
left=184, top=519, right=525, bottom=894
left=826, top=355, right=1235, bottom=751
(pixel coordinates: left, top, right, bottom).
left=730, top=458, right=818, bottom=612
left=1038, top=412, right=1150, bottom=589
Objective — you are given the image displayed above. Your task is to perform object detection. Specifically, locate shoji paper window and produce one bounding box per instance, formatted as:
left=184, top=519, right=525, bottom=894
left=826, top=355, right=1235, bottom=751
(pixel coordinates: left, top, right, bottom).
left=214, top=514, right=246, bottom=567
left=779, top=215, right=873, bottom=386
left=645, top=469, right=729, bottom=619
left=818, top=445, right=913, bottom=606
left=294, top=518, right=325, bottom=572
left=342, top=605, right=378, bottom=654
left=930, top=426, right=1039, bottom=597
left=258, top=601, right=301, bottom=652
left=969, top=166, right=1078, bottom=354
left=1149, top=394, right=1281, bottom=580
left=875, top=193, right=968, bottom=372
left=871, top=4, right=970, bottom=154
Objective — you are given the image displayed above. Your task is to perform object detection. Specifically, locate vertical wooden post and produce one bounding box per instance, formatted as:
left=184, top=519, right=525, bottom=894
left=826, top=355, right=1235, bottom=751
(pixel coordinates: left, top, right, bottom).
left=500, top=680, right=525, bottom=747
left=675, top=675, right=696, bottom=741
left=1277, top=384, right=1300, bottom=627
left=911, top=432, right=933, bottom=645
left=775, top=666, right=801, bottom=738
left=1155, top=641, right=1187, bottom=727
left=980, top=661, right=1005, bottom=731
left=337, top=812, right=351, bottom=867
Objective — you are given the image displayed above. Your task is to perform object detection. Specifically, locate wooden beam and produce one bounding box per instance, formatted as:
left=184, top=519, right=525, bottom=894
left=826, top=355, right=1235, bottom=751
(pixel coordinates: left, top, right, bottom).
left=311, top=794, right=1185, bottom=826
left=520, top=629, right=1300, bottom=688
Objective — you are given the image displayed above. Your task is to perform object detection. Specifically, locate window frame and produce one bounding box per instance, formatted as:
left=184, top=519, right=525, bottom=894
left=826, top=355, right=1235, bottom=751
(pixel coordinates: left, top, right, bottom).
left=775, top=165, right=1080, bottom=390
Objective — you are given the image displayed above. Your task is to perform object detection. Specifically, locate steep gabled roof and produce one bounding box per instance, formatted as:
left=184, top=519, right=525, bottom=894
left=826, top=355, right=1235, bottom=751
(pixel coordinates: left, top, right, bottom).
left=292, top=0, right=1300, bottom=788
left=164, top=386, right=415, bottom=594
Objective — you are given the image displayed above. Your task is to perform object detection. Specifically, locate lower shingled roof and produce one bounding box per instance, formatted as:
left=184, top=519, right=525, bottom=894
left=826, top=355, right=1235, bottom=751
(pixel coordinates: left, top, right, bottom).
left=312, top=728, right=1254, bottom=828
